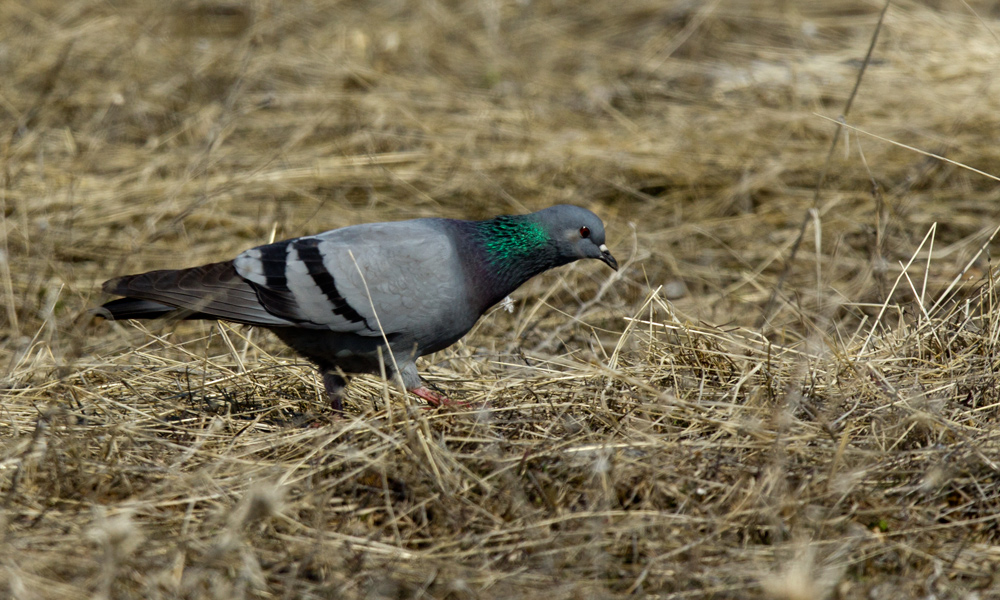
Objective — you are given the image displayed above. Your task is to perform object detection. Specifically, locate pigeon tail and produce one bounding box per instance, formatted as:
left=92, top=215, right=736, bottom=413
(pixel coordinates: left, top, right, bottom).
left=94, top=298, right=177, bottom=320
left=100, top=261, right=293, bottom=326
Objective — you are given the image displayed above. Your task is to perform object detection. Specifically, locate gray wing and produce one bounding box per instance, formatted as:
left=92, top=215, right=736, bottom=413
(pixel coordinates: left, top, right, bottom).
left=233, top=219, right=470, bottom=343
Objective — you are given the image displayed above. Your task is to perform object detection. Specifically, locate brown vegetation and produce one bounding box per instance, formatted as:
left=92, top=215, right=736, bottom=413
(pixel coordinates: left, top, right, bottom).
left=4, top=1, right=1000, bottom=598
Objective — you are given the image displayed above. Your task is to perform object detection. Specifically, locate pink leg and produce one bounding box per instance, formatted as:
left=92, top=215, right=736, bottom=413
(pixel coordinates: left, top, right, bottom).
left=409, top=386, right=467, bottom=408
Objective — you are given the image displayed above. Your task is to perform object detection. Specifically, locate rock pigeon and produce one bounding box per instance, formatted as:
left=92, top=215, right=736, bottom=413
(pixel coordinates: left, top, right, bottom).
left=95, top=205, right=617, bottom=410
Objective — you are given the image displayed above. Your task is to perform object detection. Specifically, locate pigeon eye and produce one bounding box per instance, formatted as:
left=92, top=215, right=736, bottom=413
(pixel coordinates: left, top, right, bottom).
left=579, top=226, right=591, bottom=239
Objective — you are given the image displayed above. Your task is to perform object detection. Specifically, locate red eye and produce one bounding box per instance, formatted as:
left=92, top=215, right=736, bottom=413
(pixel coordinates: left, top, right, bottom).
left=579, top=226, right=591, bottom=238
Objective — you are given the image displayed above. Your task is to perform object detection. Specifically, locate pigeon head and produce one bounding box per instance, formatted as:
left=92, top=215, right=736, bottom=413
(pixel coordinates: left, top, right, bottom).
left=529, top=204, right=618, bottom=271
left=474, top=205, right=617, bottom=272
left=466, top=205, right=617, bottom=307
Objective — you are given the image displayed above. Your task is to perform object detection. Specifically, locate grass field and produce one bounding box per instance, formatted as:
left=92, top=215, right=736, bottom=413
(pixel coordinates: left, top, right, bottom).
left=4, top=1, right=1000, bottom=598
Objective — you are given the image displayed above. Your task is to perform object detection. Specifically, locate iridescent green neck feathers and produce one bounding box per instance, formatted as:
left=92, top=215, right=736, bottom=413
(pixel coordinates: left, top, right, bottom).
left=476, top=216, right=550, bottom=264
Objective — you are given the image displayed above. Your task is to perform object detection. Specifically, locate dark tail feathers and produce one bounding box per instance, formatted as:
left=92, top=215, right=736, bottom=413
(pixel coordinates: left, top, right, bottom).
left=96, top=261, right=290, bottom=326
left=93, top=298, right=177, bottom=320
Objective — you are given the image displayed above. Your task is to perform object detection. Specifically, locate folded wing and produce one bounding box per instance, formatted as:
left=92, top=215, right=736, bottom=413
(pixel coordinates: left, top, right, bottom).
left=101, top=219, right=465, bottom=346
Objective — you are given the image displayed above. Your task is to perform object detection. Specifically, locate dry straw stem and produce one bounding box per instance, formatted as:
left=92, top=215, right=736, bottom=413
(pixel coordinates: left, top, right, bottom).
left=5, top=0, right=1000, bottom=598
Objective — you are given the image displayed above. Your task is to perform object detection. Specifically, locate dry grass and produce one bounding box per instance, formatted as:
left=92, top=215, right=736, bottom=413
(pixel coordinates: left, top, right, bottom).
left=4, top=0, right=1000, bottom=597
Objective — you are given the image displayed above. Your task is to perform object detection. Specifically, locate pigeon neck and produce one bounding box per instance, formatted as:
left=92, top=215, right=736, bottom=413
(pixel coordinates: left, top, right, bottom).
left=463, top=214, right=566, bottom=307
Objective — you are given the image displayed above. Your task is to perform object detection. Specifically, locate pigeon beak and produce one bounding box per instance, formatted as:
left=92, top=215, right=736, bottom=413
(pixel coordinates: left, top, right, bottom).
left=598, top=244, right=618, bottom=271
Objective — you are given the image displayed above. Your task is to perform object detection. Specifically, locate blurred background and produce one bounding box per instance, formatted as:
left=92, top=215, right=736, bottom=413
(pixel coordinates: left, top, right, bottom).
left=4, top=1, right=1000, bottom=598
left=7, top=0, right=1000, bottom=353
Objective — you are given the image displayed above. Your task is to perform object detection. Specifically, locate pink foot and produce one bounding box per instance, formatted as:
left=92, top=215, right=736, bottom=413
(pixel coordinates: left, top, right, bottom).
left=410, top=386, right=468, bottom=408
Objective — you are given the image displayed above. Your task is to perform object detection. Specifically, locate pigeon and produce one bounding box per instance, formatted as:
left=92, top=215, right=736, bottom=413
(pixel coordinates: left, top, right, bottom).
left=95, top=205, right=618, bottom=410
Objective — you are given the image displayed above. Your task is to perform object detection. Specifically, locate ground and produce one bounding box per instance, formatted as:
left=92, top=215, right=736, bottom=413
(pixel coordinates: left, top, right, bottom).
left=3, top=1, right=1000, bottom=598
